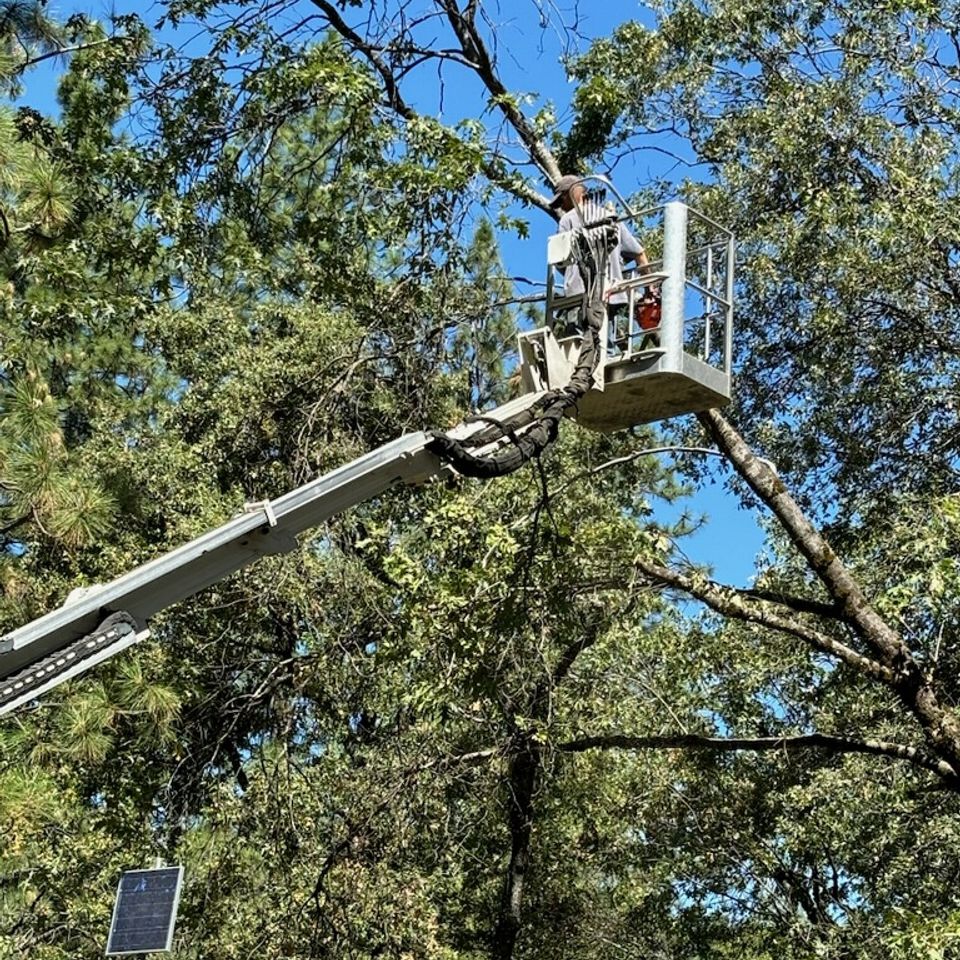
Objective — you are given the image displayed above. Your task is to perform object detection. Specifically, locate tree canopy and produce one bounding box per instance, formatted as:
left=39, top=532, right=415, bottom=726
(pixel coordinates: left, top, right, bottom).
left=1, top=1, right=959, bottom=958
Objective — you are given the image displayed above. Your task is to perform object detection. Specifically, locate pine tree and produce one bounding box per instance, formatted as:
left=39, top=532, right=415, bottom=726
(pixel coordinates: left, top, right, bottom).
left=0, top=1, right=63, bottom=94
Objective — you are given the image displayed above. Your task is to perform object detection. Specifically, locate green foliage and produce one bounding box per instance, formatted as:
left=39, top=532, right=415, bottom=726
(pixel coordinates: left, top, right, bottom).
left=0, top=1, right=64, bottom=95
left=0, top=105, right=167, bottom=613
left=445, top=219, right=518, bottom=408
left=1, top=2, right=959, bottom=958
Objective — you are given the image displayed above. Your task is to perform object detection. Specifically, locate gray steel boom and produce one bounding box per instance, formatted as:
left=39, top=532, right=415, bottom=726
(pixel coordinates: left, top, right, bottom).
left=0, top=431, right=444, bottom=717
left=0, top=388, right=551, bottom=718
left=0, top=193, right=737, bottom=719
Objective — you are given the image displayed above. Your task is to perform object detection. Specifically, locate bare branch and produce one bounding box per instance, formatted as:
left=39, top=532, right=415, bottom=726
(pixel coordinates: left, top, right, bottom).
left=697, top=409, right=960, bottom=775
left=633, top=556, right=894, bottom=683
left=490, top=292, right=547, bottom=308
left=416, top=746, right=499, bottom=771
left=543, top=445, right=724, bottom=504
left=14, top=36, right=127, bottom=72
left=559, top=733, right=960, bottom=782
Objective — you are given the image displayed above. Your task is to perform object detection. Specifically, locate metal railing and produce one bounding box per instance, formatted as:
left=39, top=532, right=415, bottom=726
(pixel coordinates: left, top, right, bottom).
left=681, top=206, right=735, bottom=375
left=544, top=180, right=735, bottom=374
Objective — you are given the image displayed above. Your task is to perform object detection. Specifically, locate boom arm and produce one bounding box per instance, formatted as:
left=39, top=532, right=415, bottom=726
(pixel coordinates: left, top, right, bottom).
left=0, top=390, right=555, bottom=718
left=1, top=187, right=736, bottom=719
left=0, top=433, right=444, bottom=717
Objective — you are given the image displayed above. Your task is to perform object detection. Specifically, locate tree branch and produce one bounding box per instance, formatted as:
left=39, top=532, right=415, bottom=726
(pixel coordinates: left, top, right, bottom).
left=697, top=408, right=960, bottom=775
left=0, top=513, right=31, bottom=537
left=309, top=0, right=555, bottom=213
left=438, top=0, right=562, bottom=184
left=308, top=0, right=416, bottom=120
left=633, top=556, right=894, bottom=683
left=559, top=733, right=960, bottom=783
left=738, top=587, right=843, bottom=619
left=551, top=616, right=603, bottom=687
left=416, top=746, right=498, bottom=771
left=15, top=36, right=126, bottom=72
left=697, top=410, right=905, bottom=668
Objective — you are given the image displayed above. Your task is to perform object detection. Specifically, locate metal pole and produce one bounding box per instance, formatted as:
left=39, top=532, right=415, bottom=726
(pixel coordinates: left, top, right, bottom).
left=660, top=202, right=688, bottom=361
left=724, top=235, right=736, bottom=376
left=545, top=264, right=556, bottom=330
left=704, top=244, right=713, bottom=360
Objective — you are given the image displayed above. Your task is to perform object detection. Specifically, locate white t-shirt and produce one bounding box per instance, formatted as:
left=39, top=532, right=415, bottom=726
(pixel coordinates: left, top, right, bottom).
left=557, top=201, right=644, bottom=305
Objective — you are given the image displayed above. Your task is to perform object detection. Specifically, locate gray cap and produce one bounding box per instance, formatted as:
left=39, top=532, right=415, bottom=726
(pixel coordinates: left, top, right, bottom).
left=549, top=174, right=581, bottom=208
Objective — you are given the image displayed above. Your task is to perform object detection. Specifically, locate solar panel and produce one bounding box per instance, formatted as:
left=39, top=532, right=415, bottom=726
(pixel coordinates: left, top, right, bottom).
left=105, top=866, right=184, bottom=956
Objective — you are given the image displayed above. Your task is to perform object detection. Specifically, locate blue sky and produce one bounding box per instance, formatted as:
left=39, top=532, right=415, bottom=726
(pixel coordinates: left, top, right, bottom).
left=25, top=0, right=768, bottom=586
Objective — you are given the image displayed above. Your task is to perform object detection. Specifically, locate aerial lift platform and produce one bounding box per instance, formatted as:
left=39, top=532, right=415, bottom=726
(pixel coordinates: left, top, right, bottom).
left=0, top=184, right=733, bottom=718
left=520, top=182, right=734, bottom=432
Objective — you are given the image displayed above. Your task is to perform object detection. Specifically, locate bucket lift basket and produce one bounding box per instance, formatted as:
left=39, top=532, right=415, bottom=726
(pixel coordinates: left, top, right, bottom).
left=519, top=183, right=735, bottom=432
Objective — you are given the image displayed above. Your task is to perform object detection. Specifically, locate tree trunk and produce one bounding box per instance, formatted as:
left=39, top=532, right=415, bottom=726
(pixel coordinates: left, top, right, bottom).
left=491, top=741, right=539, bottom=960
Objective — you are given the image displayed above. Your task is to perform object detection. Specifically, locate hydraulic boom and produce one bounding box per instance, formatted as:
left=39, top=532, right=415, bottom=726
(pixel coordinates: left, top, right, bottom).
left=0, top=186, right=736, bottom=719
left=0, top=393, right=550, bottom=718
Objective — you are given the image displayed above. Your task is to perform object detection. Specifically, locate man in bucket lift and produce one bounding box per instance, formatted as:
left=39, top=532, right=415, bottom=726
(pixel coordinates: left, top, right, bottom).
left=550, top=174, right=659, bottom=352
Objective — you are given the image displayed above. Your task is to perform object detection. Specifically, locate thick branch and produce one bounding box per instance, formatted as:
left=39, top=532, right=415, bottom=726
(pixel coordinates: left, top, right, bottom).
left=438, top=0, right=562, bottom=184
left=698, top=410, right=905, bottom=667
left=560, top=733, right=960, bottom=783
left=492, top=740, right=539, bottom=959
left=551, top=617, right=603, bottom=688
left=634, top=557, right=894, bottom=683
left=697, top=408, right=960, bottom=774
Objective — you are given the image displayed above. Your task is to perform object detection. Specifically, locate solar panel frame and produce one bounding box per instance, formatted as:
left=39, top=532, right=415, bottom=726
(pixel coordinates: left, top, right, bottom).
left=104, top=866, right=184, bottom=956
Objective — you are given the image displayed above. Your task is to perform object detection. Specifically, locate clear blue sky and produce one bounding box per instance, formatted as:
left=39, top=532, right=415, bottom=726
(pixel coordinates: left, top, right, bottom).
left=26, top=0, right=768, bottom=586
